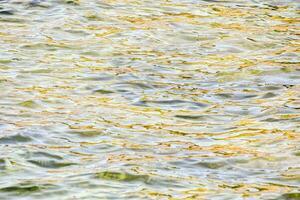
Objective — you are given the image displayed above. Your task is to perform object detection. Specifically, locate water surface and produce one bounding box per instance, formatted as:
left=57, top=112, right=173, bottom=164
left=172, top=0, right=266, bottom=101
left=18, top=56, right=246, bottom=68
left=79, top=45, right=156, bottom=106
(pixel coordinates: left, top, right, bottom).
left=0, top=0, right=299, bottom=199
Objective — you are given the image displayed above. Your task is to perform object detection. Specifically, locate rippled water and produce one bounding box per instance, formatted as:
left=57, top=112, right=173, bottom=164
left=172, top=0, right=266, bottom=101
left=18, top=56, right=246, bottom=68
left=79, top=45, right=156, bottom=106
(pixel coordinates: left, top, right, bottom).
left=0, top=0, right=299, bottom=199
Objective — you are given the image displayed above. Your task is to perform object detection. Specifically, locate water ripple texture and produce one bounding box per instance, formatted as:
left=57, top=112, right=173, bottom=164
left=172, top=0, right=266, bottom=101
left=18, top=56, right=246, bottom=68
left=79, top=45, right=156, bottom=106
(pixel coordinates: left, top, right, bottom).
left=0, top=0, right=299, bottom=199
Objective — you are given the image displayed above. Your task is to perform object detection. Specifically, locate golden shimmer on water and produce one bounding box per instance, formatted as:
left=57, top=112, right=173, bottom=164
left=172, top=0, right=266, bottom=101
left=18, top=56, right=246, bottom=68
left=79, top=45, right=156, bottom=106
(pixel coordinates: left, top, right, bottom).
left=0, top=0, right=299, bottom=199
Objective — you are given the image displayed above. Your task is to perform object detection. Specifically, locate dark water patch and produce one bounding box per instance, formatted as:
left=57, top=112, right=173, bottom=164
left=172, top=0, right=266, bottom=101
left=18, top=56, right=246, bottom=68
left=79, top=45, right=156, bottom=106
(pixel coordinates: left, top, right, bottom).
left=129, top=82, right=154, bottom=89
left=261, top=85, right=283, bottom=91
left=216, top=93, right=258, bottom=100
left=132, top=100, right=149, bottom=107
left=93, top=89, right=114, bottom=94
left=116, top=89, right=136, bottom=94
left=0, top=16, right=25, bottom=23
left=26, top=0, right=52, bottom=8
left=81, top=51, right=100, bottom=57
left=18, top=100, right=39, bottom=108
left=233, top=94, right=258, bottom=100
left=68, top=130, right=104, bottom=137
left=64, top=0, right=80, bottom=5
left=22, top=69, right=53, bottom=74
left=294, top=151, right=300, bottom=156
left=224, top=106, right=262, bottom=116
left=30, top=151, right=63, bottom=160
left=174, top=114, right=232, bottom=122
left=0, top=134, right=32, bottom=144
left=215, top=93, right=232, bottom=98
left=0, top=182, right=52, bottom=195
left=0, top=158, right=5, bottom=170
left=168, top=158, right=199, bottom=168
left=139, top=100, right=209, bottom=109
left=65, top=29, right=89, bottom=36
left=0, top=59, right=12, bottom=64
left=0, top=9, right=14, bottom=15
left=114, top=82, right=154, bottom=90
left=167, top=130, right=192, bottom=136
left=263, top=118, right=282, bottom=122
left=174, top=115, right=206, bottom=120
left=262, top=92, right=277, bottom=98
left=284, top=101, right=300, bottom=110
left=81, top=74, right=114, bottom=81
left=28, top=159, right=75, bottom=169
left=169, top=158, right=228, bottom=170
left=197, top=161, right=228, bottom=169
left=95, top=171, right=181, bottom=188
left=21, top=43, right=79, bottom=51
left=281, top=193, right=300, bottom=200
left=0, top=185, right=41, bottom=193
left=282, top=84, right=295, bottom=89
left=95, top=171, right=150, bottom=183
